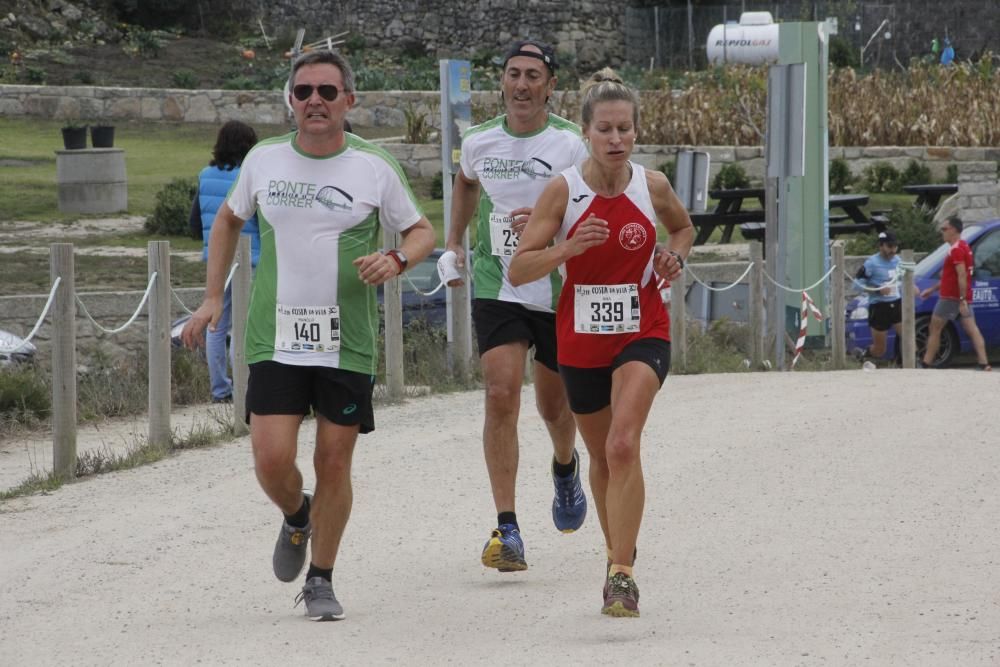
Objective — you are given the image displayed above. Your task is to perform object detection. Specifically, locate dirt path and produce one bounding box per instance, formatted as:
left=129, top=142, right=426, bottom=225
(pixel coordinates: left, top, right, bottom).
left=1, top=369, right=998, bottom=665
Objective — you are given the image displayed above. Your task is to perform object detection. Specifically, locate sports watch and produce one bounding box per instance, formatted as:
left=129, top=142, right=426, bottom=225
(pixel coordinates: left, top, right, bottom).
left=385, top=249, right=408, bottom=272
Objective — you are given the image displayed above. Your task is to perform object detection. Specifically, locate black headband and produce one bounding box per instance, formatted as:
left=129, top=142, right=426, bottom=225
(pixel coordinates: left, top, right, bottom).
left=503, top=42, right=557, bottom=73
left=507, top=50, right=554, bottom=68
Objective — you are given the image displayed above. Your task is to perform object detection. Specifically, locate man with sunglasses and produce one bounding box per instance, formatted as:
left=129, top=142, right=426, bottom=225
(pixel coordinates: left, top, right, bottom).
left=919, top=216, right=991, bottom=370
left=182, top=50, right=435, bottom=621
left=445, top=40, right=589, bottom=574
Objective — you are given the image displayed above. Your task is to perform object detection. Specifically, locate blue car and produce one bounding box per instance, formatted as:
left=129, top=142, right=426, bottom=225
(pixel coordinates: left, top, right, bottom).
left=847, top=220, right=1000, bottom=366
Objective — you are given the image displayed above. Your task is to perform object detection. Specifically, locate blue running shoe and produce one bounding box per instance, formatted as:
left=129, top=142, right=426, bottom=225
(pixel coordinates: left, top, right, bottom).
left=481, top=523, right=527, bottom=572
left=552, top=449, right=587, bottom=533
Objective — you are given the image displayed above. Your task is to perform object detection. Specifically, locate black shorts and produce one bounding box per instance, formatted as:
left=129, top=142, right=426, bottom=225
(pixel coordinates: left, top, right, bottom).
left=868, top=299, right=902, bottom=332
left=246, top=361, right=376, bottom=434
left=472, top=298, right=558, bottom=371
left=558, top=338, right=671, bottom=415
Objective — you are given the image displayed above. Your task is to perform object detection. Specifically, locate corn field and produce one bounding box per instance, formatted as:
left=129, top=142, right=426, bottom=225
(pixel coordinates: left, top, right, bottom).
left=473, top=56, right=1000, bottom=147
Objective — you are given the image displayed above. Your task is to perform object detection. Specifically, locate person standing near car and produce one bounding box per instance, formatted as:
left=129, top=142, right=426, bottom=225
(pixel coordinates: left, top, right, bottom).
left=445, top=40, right=590, bottom=573
left=509, top=67, right=694, bottom=616
left=920, top=216, right=992, bottom=370
left=182, top=50, right=435, bottom=621
left=853, top=231, right=903, bottom=365
left=189, top=120, right=260, bottom=403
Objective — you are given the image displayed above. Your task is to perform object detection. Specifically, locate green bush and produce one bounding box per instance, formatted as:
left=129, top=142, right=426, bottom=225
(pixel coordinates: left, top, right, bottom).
left=946, top=164, right=959, bottom=183
left=0, top=365, right=50, bottom=420
left=845, top=204, right=938, bottom=255
left=859, top=161, right=902, bottom=193
left=829, top=35, right=860, bottom=69
left=23, top=66, right=46, bottom=84
left=172, top=69, right=198, bottom=89
left=829, top=158, right=854, bottom=193
left=900, top=159, right=932, bottom=187
left=711, top=163, right=750, bottom=191
left=659, top=159, right=677, bottom=185
left=144, top=178, right=197, bottom=236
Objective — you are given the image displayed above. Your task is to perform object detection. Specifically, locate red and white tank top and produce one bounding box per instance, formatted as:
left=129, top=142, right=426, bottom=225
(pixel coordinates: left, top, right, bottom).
left=555, top=162, right=669, bottom=368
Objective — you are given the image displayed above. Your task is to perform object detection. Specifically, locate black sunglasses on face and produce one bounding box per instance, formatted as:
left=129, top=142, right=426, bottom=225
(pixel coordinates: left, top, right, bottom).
left=292, top=84, right=342, bottom=102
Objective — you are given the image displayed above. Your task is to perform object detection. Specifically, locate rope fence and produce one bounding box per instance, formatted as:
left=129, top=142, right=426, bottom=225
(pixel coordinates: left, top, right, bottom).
left=6, top=239, right=921, bottom=481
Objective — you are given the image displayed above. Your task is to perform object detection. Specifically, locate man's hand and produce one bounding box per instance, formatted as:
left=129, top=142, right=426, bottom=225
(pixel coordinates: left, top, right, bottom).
left=444, top=243, right=467, bottom=287
left=959, top=300, right=971, bottom=317
left=353, top=252, right=400, bottom=286
left=180, top=296, right=224, bottom=350
left=510, top=206, right=532, bottom=238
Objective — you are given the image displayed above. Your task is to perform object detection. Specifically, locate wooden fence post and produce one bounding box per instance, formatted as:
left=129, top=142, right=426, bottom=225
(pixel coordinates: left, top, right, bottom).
left=231, top=236, right=251, bottom=435
left=147, top=240, right=171, bottom=449
left=831, top=241, right=846, bottom=369
left=670, top=271, right=687, bottom=373
left=900, top=249, right=916, bottom=368
left=50, top=243, right=77, bottom=479
left=749, top=241, right=765, bottom=369
left=383, top=229, right=404, bottom=400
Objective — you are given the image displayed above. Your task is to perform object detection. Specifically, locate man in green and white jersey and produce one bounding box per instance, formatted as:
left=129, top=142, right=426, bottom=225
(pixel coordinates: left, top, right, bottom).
left=183, top=50, right=434, bottom=621
left=446, top=40, right=590, bottom=573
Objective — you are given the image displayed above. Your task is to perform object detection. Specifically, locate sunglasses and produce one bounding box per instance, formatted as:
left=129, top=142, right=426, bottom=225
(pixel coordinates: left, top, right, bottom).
left=291, top=84, right=343, bottom=102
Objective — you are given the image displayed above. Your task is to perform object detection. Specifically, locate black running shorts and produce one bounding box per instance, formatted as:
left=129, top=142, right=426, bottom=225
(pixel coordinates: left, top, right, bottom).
left=867, top=299, right=902, bottom=332
left=558, top=338, right=671, bottom=414
left=472, top=298, right=558, bottom=371
left=246, top=361, right=376, bottom=434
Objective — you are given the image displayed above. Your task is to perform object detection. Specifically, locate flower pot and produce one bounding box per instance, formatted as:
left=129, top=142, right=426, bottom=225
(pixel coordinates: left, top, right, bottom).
left=91, top=125, right=115, bottom=148
left=61, top=126, right=88, bottom=150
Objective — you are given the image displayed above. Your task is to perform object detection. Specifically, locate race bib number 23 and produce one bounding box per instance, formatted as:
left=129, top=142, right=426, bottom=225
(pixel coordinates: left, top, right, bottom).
left=489, top=212, right=518, bottom=257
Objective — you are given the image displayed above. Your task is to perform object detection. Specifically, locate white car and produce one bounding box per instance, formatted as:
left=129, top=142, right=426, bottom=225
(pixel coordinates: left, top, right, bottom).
left=0, top=329, right=37, bottom=367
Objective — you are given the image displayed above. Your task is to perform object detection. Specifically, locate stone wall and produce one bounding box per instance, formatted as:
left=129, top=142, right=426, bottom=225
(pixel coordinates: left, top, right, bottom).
left=956, top=162, right=1000, bottom=224
left=258, top=0, right=625, bottom=69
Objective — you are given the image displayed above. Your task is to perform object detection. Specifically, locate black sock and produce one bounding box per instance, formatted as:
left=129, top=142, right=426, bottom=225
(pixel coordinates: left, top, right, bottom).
left=552, top=456, right=575, bottom=479
left=306, top=563, right=332, bottom=582
left=497, top=511, right=518, bottom=529
left=284, top=494, right=310, bottom=528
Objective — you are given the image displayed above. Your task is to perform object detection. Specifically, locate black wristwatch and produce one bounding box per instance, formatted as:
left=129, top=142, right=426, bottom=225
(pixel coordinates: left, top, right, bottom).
left=667, top=250, right=685, bottom=269
left=386, top=249, right=408, bottom=272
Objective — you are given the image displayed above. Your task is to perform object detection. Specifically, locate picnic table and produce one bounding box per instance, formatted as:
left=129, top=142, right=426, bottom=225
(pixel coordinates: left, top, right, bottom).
left=737, top=192, right=887, bottom=242
left=902, top=183, right=958, bottom=209
left=689, top=187, right=765, bottom=245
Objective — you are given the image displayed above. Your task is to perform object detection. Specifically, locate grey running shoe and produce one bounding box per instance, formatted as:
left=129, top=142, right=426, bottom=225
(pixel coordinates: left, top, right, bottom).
left=295, top=577, right=345, bottom=621
left=272, top=493, right=312, bottom=583
left=602, top=572, right=640, bottom=618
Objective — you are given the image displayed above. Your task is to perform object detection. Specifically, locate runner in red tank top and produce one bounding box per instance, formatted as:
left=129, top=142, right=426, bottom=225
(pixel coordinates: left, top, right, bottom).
left=509, top=67, right=694, bottom=617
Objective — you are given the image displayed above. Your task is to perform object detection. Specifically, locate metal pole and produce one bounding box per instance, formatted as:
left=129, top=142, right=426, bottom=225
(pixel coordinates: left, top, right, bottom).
left=383, top=228, right=405, bottom=400
left=654, top=7, right=661, bottom=69
left=900, top=249, right=916, bottom=368
left=50, top=243, right=76, bottom=479
left=148, top=240, right=172, bottom=449
left=687, top=0, right=694, bottom=70
left=670, top=272, right=687, bottom=373
left=765, top=176, right=782, bottom=369
left=831, top=241, right=846, bottom=369
left=231, top=236, right=251, bottom=435
left=749, top=241, right=765, bottom=369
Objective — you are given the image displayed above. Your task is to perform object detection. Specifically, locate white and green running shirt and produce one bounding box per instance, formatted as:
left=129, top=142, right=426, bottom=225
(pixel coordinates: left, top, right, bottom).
left=460, top=114, right=588, bottom=311
left=228, top=132, right=422, bottom=375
